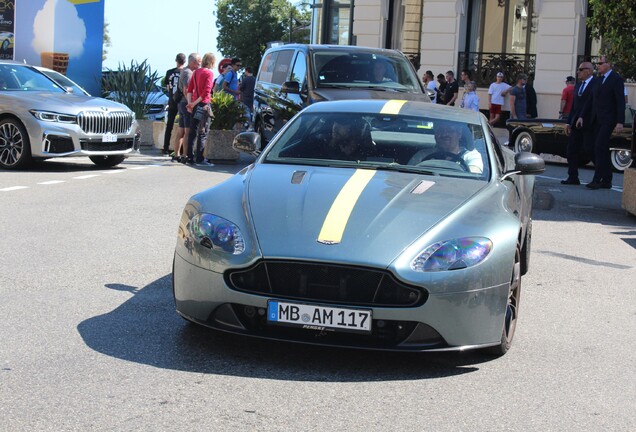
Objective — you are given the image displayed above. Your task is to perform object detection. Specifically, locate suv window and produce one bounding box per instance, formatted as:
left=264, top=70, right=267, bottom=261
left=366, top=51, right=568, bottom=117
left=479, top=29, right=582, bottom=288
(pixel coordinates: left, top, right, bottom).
left=290, top=52, right=307, bottom=89
left=271, top=50, right=294, bottom=85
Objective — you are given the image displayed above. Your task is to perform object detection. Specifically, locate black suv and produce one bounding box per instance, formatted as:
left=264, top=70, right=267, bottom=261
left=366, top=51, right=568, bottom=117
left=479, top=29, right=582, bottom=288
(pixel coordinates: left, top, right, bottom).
left=253, top=44, right=430, bottom=144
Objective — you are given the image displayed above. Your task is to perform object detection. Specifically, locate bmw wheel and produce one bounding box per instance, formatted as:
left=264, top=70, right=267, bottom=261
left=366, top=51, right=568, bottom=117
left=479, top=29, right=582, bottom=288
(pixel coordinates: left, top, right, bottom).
left=89, top=155, right=125, bottom=168
left=0, top=118, right=32, bottom=170
left=514, top=130, right=534, bottom=154
left=610, top=149, right=632, bottom=172
left=487, top=245, right=521, bottom=356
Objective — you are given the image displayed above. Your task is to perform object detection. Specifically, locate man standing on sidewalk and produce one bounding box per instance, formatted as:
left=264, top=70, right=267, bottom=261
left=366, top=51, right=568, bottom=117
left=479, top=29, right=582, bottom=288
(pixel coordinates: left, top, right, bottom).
left=582, top=55, right=625, bottom=190
left=162, top=53, right=185, bottom=155
left=562, top=62, right=596, bottom=185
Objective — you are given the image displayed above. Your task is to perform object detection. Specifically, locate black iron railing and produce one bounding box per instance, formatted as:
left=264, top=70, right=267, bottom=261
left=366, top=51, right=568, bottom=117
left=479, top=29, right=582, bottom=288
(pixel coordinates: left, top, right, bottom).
left=458, top=52, right=536, bottom=87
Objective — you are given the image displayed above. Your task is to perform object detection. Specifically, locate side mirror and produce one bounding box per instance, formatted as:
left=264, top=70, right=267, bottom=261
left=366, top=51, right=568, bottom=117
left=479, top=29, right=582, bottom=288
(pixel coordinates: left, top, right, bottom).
left=233, top=132, right=261, bottom=155
left=281, top=81, right=300, bottom=94
left=500, top=152, right=545, bottom=181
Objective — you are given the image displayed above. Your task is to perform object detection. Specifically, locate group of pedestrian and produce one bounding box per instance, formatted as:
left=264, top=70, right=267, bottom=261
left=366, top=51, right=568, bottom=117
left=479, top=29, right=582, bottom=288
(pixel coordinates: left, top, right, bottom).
left=161, top=53, right=255, bottom=167
left=561, top=55, right=626, bottom=190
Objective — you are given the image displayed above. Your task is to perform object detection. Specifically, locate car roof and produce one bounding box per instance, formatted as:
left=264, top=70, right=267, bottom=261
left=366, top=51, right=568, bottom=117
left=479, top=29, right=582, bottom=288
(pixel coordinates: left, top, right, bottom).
left=266, top=44, right=406, bottom=57
left=302, top=99, right=484, bottom=123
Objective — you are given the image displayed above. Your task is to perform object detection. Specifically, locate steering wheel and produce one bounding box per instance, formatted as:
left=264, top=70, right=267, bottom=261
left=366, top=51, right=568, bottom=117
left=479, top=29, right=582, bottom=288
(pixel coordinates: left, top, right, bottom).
left=420, top=151, right=469, bottom=171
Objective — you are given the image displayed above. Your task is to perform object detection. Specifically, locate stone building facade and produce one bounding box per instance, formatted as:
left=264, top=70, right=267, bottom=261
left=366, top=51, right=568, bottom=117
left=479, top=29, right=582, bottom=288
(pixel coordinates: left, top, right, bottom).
left=310, top=0, right=634, bottom=118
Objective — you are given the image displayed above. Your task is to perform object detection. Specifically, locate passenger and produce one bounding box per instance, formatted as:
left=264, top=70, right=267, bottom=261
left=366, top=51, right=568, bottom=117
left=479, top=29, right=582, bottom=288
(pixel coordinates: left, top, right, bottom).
left=371, top=61, right=391, bottom=83
left=325, top=117, right=372, bottom=160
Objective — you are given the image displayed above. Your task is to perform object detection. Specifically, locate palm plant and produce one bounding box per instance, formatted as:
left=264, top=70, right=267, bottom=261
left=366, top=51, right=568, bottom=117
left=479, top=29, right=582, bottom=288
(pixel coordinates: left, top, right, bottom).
left=101, top=60, right=160, bottom=119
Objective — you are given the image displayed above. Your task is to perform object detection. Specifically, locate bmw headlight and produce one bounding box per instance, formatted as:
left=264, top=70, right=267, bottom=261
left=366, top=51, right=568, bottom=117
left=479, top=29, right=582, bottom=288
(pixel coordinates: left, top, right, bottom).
left=189, top=213, right=245, bottom=255
left=411, top=237, right=492, bottom=272
left=30, top=110, right=77, bottom=123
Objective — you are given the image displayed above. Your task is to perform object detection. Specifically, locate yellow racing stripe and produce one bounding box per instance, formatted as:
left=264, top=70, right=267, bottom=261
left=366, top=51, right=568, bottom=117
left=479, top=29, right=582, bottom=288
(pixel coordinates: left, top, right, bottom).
left=380, top=100, right=407, bottom=115
left=318, top=169, right=376, bottom=244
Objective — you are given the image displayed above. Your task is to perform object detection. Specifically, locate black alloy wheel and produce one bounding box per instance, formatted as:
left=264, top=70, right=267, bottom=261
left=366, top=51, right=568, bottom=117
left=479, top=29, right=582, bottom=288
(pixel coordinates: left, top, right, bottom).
left=486, top=245, right=521, bottom=356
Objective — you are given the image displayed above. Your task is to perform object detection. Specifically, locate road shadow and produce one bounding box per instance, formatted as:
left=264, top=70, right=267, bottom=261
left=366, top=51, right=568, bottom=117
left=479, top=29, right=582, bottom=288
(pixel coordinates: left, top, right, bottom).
left=77, top=275, right=495, bottom=381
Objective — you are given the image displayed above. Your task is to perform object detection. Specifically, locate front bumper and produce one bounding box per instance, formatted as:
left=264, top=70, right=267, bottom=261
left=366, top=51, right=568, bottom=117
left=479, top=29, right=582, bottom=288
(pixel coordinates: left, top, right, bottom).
left=173, top=252, right=509, bottom=352
left=25, top=117, right=140, bottom=159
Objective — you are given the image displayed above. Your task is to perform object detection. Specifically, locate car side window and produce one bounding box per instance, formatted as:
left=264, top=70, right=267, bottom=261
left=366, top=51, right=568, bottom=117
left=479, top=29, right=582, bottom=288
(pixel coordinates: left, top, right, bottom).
left=271, top=50, right=294, bottom=86
left=488, top=126, right=505, bottom=173
left=290, top=52, right=307, bottom=90
left=257, top=52, right=277, bottom=84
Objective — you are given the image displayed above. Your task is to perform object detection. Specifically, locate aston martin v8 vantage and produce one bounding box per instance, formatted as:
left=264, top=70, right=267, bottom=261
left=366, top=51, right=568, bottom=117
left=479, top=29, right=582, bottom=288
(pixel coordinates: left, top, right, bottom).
left=173, top=99, right=544, bottom=356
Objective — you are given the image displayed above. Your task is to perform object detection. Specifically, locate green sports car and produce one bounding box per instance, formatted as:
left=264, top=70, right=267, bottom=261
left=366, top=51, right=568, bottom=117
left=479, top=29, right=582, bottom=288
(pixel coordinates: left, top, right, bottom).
left=172, top=99, right=544, bottom=356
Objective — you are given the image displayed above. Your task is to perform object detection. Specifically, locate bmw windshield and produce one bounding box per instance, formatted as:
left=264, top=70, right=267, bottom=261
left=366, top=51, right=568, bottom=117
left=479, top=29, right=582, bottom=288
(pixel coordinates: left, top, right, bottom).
left=0, top=64, right=66, bottom=93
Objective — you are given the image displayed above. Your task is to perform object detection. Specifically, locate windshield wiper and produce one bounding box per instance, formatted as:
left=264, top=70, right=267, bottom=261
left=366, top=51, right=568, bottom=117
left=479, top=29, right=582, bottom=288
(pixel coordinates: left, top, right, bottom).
left=358, top=162, right=439, bottom=176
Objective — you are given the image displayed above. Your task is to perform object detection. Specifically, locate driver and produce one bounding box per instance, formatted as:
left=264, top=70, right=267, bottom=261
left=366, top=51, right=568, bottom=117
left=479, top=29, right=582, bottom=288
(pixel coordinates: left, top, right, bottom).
left=431, top=121, right=483, bottom=173
left=324, top=117, right=371, bottom=160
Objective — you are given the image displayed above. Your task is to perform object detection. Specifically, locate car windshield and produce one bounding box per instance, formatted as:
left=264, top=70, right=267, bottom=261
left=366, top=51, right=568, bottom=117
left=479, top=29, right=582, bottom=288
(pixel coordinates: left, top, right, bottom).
left=311, top=51, right=422, bottom=92
left=0, top=64, right=65, bottom=93
left=264, top=112, right=490, bottom=179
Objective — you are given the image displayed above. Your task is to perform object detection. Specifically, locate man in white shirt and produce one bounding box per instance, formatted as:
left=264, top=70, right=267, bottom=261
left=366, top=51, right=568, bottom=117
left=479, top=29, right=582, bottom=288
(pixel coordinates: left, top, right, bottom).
left=488, top=72, right=511, bottom=126
left=422, top=70, right=437, bottom=103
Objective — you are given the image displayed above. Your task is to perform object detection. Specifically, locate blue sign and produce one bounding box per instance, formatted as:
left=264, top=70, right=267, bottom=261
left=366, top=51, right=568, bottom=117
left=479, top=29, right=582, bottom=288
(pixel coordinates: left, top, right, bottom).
left=14, top=0, right=104, bottom=96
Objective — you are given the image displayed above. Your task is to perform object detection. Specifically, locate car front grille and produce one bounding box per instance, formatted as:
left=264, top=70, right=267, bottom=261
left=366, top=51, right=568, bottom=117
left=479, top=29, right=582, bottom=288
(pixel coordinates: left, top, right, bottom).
left=226, top=261, right=427, bottom=307
left=77, top=111, right=133, bottom=135
left=80, top=138, right=134, bottom=151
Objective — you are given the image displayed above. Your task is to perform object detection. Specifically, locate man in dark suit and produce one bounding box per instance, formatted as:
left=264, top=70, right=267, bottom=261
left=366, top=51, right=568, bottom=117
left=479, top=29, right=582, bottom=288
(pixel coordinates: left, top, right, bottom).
left=583, top=55, right=625, bottom=189
left=562, top=61, right=597, bottom=185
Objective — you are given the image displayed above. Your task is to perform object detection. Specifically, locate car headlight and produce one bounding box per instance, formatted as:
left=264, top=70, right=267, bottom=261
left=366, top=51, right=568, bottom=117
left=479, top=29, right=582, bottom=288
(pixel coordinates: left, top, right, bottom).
left=411, top=237, right=492, bottom=272
left=189, top=213, right=245, bottom=255
left=30, top=110, right=76, bottom=123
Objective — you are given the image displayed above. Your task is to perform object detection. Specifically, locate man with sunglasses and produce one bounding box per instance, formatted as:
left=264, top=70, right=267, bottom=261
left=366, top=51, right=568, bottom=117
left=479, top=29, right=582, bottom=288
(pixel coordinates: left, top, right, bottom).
left=580, top=56, right=625, bottom=190
left=562, top=62, right=597, bottom=185
left=222, top=57, right=242, bottom=100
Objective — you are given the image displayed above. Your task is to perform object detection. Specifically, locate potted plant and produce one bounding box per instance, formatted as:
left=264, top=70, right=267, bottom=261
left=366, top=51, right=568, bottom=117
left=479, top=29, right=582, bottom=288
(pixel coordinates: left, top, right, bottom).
left=101, top=60, right=162, bottom=146
left=205, top=91, right=248, bottom=162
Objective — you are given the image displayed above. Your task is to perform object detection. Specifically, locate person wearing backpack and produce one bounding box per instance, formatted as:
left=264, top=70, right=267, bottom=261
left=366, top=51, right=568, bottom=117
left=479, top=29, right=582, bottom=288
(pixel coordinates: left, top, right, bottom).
left=162, top=53, right=185, bottom=155
left=222, top=58, right=242, bottom=100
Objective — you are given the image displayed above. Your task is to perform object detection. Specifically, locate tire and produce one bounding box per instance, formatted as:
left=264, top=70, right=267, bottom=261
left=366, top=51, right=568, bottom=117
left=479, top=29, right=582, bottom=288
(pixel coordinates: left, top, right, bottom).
left=255, top=120, right=268, bottom=150
left=610, top=149, right=633, bottom=172
left=1, top=40, right=8, bottom=52
left=0, top=118, right=32, bottom=170
left=520, top=222, right=532, bottom=276
left=514, top=130, right=534, bottom=154
left=89, top=155, right=125, bottom=167
left=485, top=244, right=521, bottom=356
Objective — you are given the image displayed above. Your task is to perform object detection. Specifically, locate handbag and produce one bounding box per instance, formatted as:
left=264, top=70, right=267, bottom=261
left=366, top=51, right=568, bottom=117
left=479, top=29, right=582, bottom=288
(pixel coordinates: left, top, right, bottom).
left=193, top=103, right=211, bottom=121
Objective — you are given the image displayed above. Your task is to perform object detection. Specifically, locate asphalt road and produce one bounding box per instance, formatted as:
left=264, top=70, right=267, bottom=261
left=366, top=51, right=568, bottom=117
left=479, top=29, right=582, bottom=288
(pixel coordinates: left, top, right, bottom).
left=1, top=149, right=634, bottom=431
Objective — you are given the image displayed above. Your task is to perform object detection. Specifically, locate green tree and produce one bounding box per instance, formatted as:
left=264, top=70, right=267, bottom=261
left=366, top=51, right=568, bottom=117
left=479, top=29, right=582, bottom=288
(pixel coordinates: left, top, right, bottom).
left=215, top=0, right=304, bottom=70
left=587, top=0, right=636, bottom=80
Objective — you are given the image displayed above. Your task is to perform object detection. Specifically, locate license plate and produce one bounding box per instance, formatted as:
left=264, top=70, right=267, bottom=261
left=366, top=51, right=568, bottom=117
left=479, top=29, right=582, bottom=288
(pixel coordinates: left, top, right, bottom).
left=267, top=300, right=372, bottom=333
left=102, top=133, right=117, bottom=142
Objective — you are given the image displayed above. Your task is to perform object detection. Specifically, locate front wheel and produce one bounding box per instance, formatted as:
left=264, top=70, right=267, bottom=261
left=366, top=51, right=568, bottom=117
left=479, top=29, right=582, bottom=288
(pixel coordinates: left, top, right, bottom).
left=0, top=118, right=32, bottom=170
left=486, top=245, right=521, bottom=356
left=610, top=149, right=632, bottom=172
left=89, top=155, right=125, bottom=167
left=514, top=130, right=534, bottom=154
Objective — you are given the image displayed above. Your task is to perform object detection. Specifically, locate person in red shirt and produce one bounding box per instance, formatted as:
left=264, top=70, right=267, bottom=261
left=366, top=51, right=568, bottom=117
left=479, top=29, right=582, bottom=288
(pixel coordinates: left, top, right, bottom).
left=559, top=76, right=575, bottom=119
left=185, top=52, right=216, bottom=165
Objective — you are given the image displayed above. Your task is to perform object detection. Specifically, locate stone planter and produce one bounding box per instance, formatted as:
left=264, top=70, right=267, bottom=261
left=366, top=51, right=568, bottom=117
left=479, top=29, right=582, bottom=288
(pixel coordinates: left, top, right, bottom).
left=137, top=119, right=154, bottom=147
left=621, top=167, right=636, bottom=216
left=152, top=121, right=179, bottom=151
left=205, top=129, right=240, bottom=163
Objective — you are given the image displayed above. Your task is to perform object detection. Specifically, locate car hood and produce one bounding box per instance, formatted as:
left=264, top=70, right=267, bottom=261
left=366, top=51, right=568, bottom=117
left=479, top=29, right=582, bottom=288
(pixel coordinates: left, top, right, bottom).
left=247, top=164, right=485, bottom=267
left=312, top=87, right=428, bottom=102
left=3, top=91, right=131, bottom=113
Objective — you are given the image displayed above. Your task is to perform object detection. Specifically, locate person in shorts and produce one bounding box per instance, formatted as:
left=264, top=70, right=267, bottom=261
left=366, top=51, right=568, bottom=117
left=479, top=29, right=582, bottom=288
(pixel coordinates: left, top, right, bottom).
left=488, top=72, right=511, bottom=126
left=174, top=53, right=201, bottom=162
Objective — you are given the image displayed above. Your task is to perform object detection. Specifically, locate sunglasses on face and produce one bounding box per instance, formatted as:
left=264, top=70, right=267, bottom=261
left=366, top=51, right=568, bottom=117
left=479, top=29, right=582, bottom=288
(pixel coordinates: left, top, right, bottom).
left=577, top=67, right=591, bottom=71
left=596, top=61, right=606, bottom=65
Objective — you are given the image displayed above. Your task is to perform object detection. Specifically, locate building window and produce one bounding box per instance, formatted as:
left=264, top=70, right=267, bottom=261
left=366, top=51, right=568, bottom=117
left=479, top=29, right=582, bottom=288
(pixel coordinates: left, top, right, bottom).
left=312, top=0, right=353, bottom=45
left=460, top=0, right=538, bottom=86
